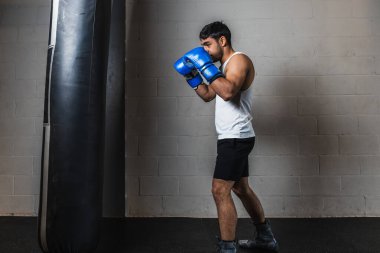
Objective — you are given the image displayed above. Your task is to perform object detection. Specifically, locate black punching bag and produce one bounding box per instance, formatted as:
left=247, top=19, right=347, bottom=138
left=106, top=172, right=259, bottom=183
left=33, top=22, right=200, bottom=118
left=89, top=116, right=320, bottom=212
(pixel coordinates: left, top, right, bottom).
left=38, top=0, right=112, bottom=252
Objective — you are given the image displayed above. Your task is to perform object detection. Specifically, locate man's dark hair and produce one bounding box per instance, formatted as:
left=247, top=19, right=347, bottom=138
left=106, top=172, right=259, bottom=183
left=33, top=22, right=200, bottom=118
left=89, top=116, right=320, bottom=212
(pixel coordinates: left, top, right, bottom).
left=199, top=21, right=232, bottom=45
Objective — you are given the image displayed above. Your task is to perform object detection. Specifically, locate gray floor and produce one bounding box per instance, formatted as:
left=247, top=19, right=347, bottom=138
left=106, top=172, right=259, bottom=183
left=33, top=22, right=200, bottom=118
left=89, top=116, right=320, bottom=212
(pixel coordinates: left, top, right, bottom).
left=1, top=217, right=379, bottom=253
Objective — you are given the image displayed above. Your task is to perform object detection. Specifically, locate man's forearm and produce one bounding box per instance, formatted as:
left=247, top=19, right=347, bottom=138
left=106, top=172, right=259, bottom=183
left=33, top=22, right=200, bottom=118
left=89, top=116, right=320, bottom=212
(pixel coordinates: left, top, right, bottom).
left=195, top=83, right=216, bottom=102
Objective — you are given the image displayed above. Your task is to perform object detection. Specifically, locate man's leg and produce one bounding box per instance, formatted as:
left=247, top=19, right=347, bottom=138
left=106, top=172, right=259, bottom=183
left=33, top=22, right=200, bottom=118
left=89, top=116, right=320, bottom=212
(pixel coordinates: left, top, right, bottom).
left=212, top=178, right=237, bottom=241
left=231, top=177, right=265, bottom=223
left=233, top=177, right=279, bottom=252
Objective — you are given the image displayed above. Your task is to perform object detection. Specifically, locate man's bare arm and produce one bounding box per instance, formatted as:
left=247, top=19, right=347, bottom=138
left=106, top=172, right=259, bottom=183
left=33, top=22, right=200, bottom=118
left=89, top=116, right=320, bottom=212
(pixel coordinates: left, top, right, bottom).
left=195, top=83, right=217, bottom=102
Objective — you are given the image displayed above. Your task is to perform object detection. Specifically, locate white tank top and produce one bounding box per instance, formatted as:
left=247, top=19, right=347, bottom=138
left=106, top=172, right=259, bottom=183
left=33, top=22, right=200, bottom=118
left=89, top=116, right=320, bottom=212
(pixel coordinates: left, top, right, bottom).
left=215, top=52, right=255, bottom=140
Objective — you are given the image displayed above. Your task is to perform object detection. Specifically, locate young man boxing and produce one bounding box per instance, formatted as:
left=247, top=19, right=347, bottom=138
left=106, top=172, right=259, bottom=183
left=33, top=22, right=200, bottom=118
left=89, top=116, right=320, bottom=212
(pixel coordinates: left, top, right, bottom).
left=173, top=21, right=279, bottom=253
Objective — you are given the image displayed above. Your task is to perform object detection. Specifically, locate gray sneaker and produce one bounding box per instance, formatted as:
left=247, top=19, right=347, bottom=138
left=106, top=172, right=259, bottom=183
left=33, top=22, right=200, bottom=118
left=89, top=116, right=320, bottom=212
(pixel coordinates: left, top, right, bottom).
left=238, top=219, right=279, bottom=252
left=216, top=236, right=237, bottom=253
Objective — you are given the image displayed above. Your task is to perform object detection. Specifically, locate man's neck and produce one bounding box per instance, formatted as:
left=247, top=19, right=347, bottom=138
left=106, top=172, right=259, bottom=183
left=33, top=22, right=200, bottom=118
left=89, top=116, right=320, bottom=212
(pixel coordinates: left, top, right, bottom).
left=220, top=47, right=235, bottom=65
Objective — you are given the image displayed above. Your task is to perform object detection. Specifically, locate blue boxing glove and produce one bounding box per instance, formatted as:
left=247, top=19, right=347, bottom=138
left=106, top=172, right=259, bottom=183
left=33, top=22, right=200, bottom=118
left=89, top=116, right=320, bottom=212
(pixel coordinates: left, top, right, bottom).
left=173, top=57, right=203, bottom=89
left=183, top=47, right=224, bottom=84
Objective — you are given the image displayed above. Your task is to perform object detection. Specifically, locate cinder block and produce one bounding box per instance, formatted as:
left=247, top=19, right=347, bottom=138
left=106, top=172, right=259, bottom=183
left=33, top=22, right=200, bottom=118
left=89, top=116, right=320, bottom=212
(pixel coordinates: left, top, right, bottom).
left=14, top=175, right=39, bottom=195
left=0, top=26, right=17, bottom=42
left=140, top=22, right=177, bottom=41
left=325, top=19, right=372, bottom=36
left=365, top=197, right=380, bottom=216
left=355, top=76, right=380, bottom=95
left=0, top=156, right=33, bottom=175
left=341, top=176, right=380, bottom=195
left=360, top=156, right=380, bottom=175
left=273, top=36, right=314, bottom=57
left=0, top=42, right=37, bottom=62
left=159, top=156, right=198, bottom=176
left=318, top=116, right=358, bottom=135
left=137, top=59, right=174, bottom=78
left=339, top=135, right=379, bottom=155
left=358, top=116, right=380, bottom=134
left=234, top=1, right=273, bottom=19
left=353, top=0, right=380, bottom=18
left=314, top=37, right=353, bottom=57
left=337, top=95, right=379, bottom=115
left=373, top=18, right=380, bottom=36
left=0, top=118, right=35, bottom=137
left=138, top=136, right=177, bottom=156
left=293, top=19, right=324, bottom=36
left=125, top=78, right=157, bottom=97
left=256, top=196, right=284, bottom=217
left=249, top=176, right=300, bottom=196
left=276, top=116, right=317, bottom=135
left=298, top=96, right=337, bottom=115
left=299, top=135, right=339, bottom=155
left=0, top=138, right=13, bottom=156
left=316, top=76, right=356, bottom=95
left=32, top=156, right=41, bottom=176
left=0, top=62, right=14, bottom=79
left=312, top=0, right=353, bottom=18
left=178, top=136, right=217, bottom=156
left=158, top=78, right=195, bottom=97
left=135, top=97, right=177, bottom=116
left=126, top=39, right=156, bottom=60
left=0, top=196, right=34, bottom=215
left=179, top=176, right=212, bottom=196
left=140, top=176, right=179, bottom=195
left=320, top=155, right=361, bottom=175
left=253, top=97, right=297, bottom=116
left=0, top=175, right=13, bottom=194
left=125, top=156, right=158, bottom=176
left=0, top=79, right=37, bottom=98
left=125, top=116, right=157, bottom=136
left=126, top=176, right=139, bottom=196
left=254, top=57, right=318, bottom=76
left=252, top=136, right=298, bottom=155
left=125, top=135, right=138, bottom=156
left=253, top=76, right=315, bottom=96
left=235, top=20, right=293, bottom=38
left=158, top=116, right=215, bottom=137
left=130, top=3, right=158, bottom=23
left=252, top=116, right=276, bottom=135
left=17, top=25, right=49, bottom=42
left=163, top=196, right=216, bottom=217
left=15, top=98, right=43, bottom=117
left=16, top=60, right=46, bottom=79
left=177, top=22, right=204, bottom=40
left=300, top=176, right=341, bottom=195
left=250, top=156, right=318, bottom=176
left=323, top=196, right=365, bottom=216
left=127, top=196, right=163, bottom=217
left=0, top=99, right=14, bottom=119
left=273, top=0, right=312, bottom=18
left=177, top=97, right=214, bottom=116
left=13, top=136, right=42, bottom=156
left=283, top=196, right=324, bottom=217
left=237, top=37, right=274, bottom=57
left=36, top=6, right=50, bottom=25
left=0, top=6, right=37, bottom=25
left=317, top=57, right=374, bottom=75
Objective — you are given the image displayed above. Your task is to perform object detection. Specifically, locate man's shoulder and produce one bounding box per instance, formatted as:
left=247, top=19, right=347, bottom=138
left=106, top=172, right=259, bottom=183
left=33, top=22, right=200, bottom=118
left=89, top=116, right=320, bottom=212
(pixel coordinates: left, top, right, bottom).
left=225, top=53, right=254, bottom=72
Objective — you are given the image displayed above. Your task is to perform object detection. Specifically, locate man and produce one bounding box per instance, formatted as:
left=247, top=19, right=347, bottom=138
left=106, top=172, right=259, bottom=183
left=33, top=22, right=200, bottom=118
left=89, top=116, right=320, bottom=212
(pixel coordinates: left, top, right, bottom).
left=173, top=21, right=279, bottom=253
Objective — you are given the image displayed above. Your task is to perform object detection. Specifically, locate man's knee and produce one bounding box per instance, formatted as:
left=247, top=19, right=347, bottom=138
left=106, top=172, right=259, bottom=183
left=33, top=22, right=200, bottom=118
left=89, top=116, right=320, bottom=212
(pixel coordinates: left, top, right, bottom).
left=232, top=183, right=251, bottom=197
left=212, top=180, right=232, bottom=200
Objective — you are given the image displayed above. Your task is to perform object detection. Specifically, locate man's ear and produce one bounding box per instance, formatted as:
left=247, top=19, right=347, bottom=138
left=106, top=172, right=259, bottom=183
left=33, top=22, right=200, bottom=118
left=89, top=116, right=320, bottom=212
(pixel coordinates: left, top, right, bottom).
left=219, top=36, right=227, bottom=47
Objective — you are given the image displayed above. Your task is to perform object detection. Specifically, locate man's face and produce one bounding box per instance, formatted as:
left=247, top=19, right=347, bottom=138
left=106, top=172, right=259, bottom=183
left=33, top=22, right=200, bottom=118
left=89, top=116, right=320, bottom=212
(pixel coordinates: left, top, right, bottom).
left=200, top=37, right=223, bottom=62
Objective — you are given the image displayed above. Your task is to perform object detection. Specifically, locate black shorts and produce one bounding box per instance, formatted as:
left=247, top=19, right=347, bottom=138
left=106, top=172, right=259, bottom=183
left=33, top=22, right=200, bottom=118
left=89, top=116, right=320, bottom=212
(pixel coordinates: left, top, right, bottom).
left=214, top=137, right=255, bottom=182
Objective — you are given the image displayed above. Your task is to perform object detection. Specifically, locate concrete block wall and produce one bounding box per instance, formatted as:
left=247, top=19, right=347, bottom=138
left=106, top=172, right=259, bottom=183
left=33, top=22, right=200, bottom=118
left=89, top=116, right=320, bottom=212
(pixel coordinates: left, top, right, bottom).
left=0, top=0, right=379, bottom=217
left=125, top=0, right=380, bottom=217
left=0, top=0, right=50, bottom=215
